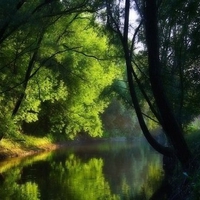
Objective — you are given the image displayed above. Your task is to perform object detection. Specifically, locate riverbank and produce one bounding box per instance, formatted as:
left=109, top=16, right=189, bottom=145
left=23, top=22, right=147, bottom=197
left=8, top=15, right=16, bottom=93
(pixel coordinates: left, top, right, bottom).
left=0, top=135, right=117, bottom=161
left=1, top=132, right=200, bottom=200
left=0, top=136, right=64, bottom=161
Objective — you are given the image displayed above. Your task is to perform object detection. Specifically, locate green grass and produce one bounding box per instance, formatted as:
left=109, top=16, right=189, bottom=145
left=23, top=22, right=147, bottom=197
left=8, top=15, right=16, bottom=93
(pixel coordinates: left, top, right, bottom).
left=0, top=134, right=58, bottom=159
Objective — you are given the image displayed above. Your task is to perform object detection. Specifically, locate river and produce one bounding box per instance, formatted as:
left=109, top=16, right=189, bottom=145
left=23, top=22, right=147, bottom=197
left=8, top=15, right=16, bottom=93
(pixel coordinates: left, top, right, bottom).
left=0, top=138, right=163, bottom=200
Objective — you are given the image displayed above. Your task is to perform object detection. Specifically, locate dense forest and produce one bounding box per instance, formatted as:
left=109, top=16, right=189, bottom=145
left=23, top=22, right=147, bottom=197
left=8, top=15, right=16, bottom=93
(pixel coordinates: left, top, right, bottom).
left=0, top=0, right=143, bottom=142
left=0, top=0, right=200, bottom=198
left=0, top=1, right=127, bottom=141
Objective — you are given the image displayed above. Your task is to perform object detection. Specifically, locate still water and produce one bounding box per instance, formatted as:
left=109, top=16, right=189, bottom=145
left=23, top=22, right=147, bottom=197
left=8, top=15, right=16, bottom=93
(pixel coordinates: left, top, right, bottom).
left=0, top=138, right=163, bottom=200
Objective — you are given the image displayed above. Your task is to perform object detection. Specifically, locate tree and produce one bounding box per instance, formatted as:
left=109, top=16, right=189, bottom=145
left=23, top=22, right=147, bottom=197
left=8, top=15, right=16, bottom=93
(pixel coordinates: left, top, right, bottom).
left=143, top=0, right=200, bottom=128
left=101, top=0, right=173, bottom=157
left=143, top=0, right=191, bottom=168
left=0, top=1, right=121, bottom=140
left=100, top=0, right=200, bottom=169
left=0, top=0, right=103, bottom=118
left=33, top=15, right=121, bottom=139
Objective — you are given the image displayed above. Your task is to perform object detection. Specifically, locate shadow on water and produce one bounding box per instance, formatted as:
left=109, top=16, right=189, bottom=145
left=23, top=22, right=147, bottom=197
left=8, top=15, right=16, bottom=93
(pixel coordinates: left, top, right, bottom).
left=0, top=138, right=165, bottom=200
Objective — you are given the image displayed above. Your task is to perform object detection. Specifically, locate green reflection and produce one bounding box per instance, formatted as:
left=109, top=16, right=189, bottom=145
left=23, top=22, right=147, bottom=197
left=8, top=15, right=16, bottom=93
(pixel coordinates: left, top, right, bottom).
left=50, top=154, right=119, bottom=200
left=133, top=163, right=164, bottom=199
left=0, top=140, right=163, bottom=200
left=0, top=168, right=40, bottom=200
left=0, top=151, right=53, bottom=174
left=15, top=182, right=40, bottom=200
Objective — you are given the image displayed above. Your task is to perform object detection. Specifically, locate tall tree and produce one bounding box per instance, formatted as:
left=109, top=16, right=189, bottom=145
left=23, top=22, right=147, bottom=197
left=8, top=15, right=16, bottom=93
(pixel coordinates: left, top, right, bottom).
left=0, top=1, right=120, bottom=140
left=103, top=0, right=172, bottom=157
left=101, top=0, right=200, bottom=169
left=143, top=0, right=191, bottom=168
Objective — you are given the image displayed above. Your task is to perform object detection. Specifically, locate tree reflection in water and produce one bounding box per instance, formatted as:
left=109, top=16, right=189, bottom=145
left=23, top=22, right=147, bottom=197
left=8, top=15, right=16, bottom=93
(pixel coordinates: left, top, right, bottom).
left=0, top=140, right=163, bottom=200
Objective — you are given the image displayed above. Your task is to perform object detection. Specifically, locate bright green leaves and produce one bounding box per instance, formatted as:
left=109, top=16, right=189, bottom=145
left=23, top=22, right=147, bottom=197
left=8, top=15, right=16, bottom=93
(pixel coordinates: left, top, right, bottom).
left=35, top=15, right=121, bottom=138
left=0, top=0, right=121, bottom=140
left=15, top=67, right=68, bottom=123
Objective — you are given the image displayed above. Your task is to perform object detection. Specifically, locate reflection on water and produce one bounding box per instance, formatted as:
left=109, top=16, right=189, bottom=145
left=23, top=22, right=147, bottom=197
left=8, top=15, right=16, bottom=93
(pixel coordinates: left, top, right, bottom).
left=0, top=139, right=163, bottom=200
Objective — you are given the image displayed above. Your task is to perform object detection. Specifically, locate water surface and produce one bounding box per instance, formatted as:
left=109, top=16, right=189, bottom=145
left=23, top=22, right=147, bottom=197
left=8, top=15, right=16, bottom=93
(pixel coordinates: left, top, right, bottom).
left=0, top=138, right=162, bottom=200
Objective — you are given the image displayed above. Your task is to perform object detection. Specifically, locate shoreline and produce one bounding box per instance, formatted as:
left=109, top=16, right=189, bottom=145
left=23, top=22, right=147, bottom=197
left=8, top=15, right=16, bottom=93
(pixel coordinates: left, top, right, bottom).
left=0, top=137, right=195, bottom=199
left=0, top=141, right=61, bottom=161
left=0, top=137, right=115, bottom=161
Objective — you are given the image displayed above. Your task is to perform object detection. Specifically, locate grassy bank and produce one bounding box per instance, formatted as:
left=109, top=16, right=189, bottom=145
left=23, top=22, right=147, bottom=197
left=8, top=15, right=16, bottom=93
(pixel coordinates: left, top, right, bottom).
left=0, top=135, right=60, bottom=160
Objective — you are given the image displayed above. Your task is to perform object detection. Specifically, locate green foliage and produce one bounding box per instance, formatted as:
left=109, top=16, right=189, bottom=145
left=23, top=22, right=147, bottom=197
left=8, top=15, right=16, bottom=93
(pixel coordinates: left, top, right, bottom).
left=129, top=0, right=200, bottom=129
left=38, top=15, right=121, bottom=139
left=16, top=68, right=68, bottom=123
left=0, top=0, right=122, bottom=141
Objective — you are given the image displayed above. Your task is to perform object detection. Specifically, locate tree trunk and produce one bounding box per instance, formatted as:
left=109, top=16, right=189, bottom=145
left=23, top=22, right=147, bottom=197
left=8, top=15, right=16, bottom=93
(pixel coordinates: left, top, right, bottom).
left=143, top=0, right=192, bottom=169
left=122, top=0, right=172, bottom=157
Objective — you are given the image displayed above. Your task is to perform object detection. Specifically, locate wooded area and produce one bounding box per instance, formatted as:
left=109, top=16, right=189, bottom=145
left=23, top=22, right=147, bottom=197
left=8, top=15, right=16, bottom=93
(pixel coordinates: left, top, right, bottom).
left=0, top=0, right=200, bottom=198
left=0, top=0, right=124, bottom=140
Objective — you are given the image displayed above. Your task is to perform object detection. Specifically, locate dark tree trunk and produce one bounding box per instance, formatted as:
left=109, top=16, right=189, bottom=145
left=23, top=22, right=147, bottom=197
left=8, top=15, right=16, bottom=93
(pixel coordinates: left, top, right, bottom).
left=122, top=0, right=172, bottom=157
left=12, top=33, right=44, bottom=116
left=105, top=0, right=192, bottom=168
left=143, top=0, right=192, bottom=168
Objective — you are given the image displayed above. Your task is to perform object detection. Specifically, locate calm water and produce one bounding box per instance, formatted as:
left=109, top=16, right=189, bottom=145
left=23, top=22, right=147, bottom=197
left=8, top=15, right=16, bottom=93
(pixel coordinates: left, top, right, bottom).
left=0, top=139, right=163, bottom=200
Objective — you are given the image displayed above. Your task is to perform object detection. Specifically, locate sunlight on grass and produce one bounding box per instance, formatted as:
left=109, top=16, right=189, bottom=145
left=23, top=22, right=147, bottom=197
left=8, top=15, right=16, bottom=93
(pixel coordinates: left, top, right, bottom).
left=0, top=134, right=56, bottom=163
left=23, top=135, right=53, bottom=147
